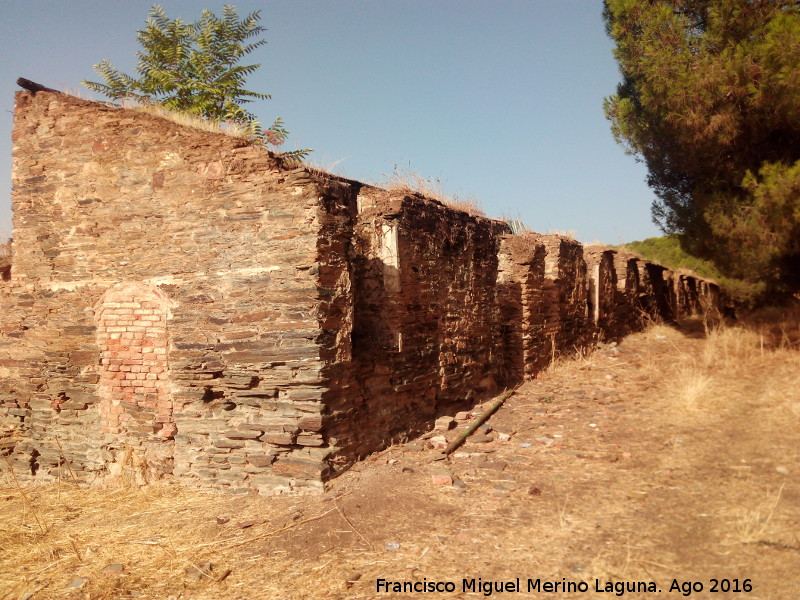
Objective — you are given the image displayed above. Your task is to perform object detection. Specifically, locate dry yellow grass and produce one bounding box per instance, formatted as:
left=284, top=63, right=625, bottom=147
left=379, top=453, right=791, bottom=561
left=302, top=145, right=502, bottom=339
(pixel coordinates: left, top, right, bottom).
left=120, top=99, right=253, bottom=139
left=0, top=475, right=350, bottom=599
left=671, top=366, right=715, bottom=410
left=3, top=316, right=799, bottom=599
left=440, top=194, right=485, bottom=217
left=620, top=318, right=797, bottom=418
left=1, top=482, right=222, bottom=598
left=379, top=165, right=486, bottom=217
left=733, top=483, right=785, bottom=544
left=700, top=324, right=764, bottom=368
left=546, top=228, right=578, bottom=240
left=379, top=164, right=446, bottom=199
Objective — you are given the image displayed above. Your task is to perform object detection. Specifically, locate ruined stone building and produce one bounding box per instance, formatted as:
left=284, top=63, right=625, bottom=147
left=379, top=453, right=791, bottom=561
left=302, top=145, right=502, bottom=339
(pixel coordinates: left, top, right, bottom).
left=0, top=89, right=720, bottom=494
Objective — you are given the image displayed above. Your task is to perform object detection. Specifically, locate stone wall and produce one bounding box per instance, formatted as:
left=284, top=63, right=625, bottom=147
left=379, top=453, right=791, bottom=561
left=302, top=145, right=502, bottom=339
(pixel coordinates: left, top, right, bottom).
left=324, top=188, right=508, bottom=469
left=584, top=248, right=618, bottom=341
left=539, top=235, right=590, bottom=354
left=497, top=235, right=547, bottom=383
left=1, top=90, right=339, bottom=492
left=639, top=263, right=671, bottom=322
left=613, top=251, right=643, bottom=335
left=0, top=90, right=722, bottom=494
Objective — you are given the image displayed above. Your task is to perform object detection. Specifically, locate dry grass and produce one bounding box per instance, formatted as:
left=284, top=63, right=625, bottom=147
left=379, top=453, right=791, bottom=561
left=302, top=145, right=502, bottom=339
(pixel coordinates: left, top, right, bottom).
left=379, top=164, right=446, bottom=199
left=700, top=324, right=763, bottom=367
left=304, top=155, right=349, bottom=177
left=0, top=474, right=351, bottom=599
left=653, top=323, right=762, bottom=411
left=502, top=217, right=530, bottom=235
left=744, top=302, right=800, bottom=350
left=761, top=350, right=800, bottom=420
left=440, top=194, right=485, bottom=217
left=541, top=317, right=799, bottom=427
left=671, top=366, right=715, bottom=410
left=632, top=322, right=682, bottom=342
left=733, top=484, right=785, bottom=544
left=117, top=99, right=312, bottom=161
left=120, top=98, right=253, bottom=139
left=379, top=165, right=486, bottom=217
left=543, top=342, right=600, bottom=379
left=621, top=320, right=781, bottom=415
left=3, top=316, right=799, bottom=598
left=546, top=228, right=577, bottom=240
left=528, top=317, right=798, bottom=591
left=0, top=481, right=226, bottom=598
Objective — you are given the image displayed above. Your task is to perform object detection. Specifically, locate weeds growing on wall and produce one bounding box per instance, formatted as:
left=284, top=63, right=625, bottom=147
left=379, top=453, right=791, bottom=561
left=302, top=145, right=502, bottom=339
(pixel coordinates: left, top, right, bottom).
left=83, top=5, right=311, bottom=161
left=379, top=164, right=486, bottom=217
left=121, top=98, right=252, bottom=136
left=546, top=229, right=577, bottom=240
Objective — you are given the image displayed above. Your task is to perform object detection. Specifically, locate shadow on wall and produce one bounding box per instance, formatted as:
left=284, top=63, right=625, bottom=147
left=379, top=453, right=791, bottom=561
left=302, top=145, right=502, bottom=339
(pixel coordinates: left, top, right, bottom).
left=0, top=239, right=10, bottom=281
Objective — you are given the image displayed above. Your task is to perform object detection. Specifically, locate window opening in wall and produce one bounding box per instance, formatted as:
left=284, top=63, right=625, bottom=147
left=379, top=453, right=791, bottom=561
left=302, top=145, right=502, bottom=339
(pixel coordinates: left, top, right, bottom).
left=378, top=222, right=400, bottom=293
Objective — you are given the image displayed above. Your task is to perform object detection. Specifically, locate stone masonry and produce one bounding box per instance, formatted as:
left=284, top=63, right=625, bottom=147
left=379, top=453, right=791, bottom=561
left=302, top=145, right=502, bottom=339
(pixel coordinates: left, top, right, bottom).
left=0, top=89, right=722, bottom=494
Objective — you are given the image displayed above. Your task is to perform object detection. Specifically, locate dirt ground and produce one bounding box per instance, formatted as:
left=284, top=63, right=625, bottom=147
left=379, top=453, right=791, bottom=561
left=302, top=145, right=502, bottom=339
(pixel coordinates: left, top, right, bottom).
left=2, top=317, right=799, bottom=600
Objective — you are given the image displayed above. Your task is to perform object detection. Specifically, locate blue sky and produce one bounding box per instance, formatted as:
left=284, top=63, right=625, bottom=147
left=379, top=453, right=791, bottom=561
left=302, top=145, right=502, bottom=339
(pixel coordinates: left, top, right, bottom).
left=0, top=0, right=663, bottom=244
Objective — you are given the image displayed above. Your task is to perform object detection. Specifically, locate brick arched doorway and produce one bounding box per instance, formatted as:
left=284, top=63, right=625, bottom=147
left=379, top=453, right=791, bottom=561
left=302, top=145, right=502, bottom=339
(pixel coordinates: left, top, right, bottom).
left=95, top=282, right=175, bottom=438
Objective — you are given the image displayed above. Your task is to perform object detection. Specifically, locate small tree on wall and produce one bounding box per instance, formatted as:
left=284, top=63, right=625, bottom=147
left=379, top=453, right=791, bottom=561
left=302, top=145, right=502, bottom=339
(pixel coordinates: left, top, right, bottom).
left=83, top=4, right=310, bottom=161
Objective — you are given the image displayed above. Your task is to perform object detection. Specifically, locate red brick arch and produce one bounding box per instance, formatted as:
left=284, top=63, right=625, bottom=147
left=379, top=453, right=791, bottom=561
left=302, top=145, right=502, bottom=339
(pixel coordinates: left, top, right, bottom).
left=95, top=283, right=175, bottom=438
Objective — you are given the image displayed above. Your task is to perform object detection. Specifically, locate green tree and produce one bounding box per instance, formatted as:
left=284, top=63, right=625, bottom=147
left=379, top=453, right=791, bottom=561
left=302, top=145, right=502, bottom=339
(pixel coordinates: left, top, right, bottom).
left=603, top=0, right=800, bottom=294
left=83, top=4, right=309, bottom=160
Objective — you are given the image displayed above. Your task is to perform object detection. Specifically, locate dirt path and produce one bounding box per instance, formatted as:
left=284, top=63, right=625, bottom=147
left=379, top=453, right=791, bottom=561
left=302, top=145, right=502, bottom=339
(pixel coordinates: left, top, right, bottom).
left=2, top=321, right=799, bottom=599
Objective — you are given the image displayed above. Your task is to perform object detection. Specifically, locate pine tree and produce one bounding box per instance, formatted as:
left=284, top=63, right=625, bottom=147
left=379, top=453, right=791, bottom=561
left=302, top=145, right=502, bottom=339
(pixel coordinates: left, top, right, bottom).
left=84, top=5, right=309, bottom=160
left=603, top=0, right=800, bottom=294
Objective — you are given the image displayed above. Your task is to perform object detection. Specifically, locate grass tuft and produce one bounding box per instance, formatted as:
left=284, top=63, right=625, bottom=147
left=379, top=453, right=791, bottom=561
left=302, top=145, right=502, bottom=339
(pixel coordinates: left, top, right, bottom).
left=120, top=98, right=252, bottom=138
left=734, top=484, right=784, bottom=544
left=379, top=164, right=486, bottom=217
left=672, top=366, right=714, bottom=410
left=546, top=228, right=578, bottom=240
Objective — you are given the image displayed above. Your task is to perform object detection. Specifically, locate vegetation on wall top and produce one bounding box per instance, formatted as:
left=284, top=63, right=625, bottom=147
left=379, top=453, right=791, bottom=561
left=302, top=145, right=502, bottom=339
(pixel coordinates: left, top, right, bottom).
left=83, top=4, right=310, bottom=161
left=619, top=235, right=764, bottom=306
